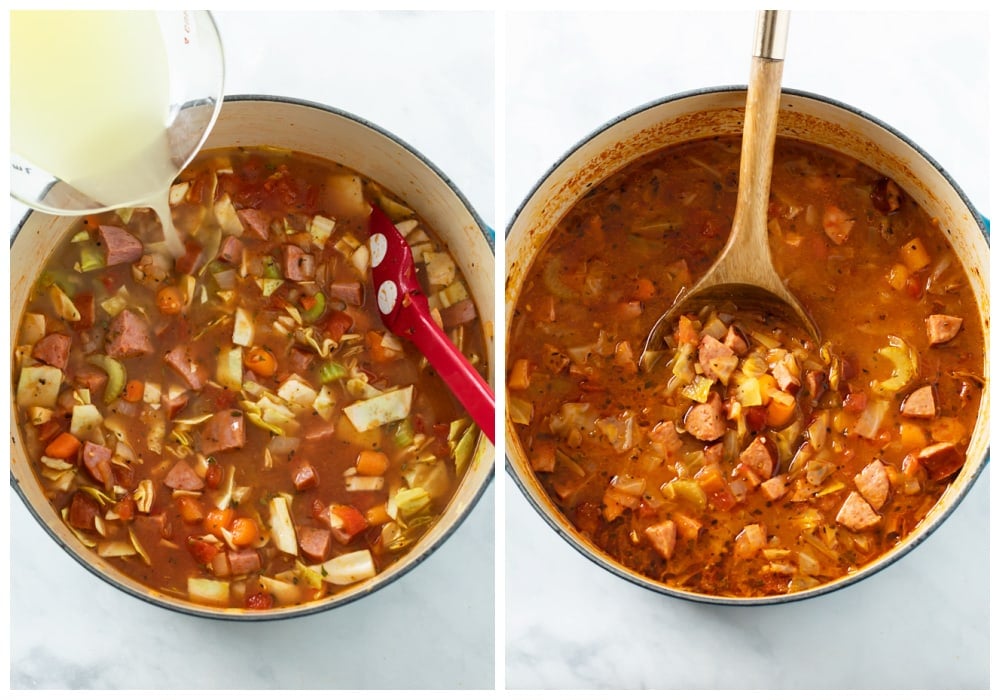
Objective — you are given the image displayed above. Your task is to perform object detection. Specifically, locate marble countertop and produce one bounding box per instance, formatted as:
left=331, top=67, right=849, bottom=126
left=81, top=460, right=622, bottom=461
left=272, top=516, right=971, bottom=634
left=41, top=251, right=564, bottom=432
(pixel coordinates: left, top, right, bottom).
left=9, top=11, right=495, bottom=691
left=504, top=10, right=989, bottom=690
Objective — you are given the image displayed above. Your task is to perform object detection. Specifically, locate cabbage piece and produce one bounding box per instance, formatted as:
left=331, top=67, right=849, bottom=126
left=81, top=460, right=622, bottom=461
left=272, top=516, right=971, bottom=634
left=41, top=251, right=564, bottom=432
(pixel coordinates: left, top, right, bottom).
left=97, top=540, right=137, bottom=558
left=312, top=385, right=336, bottom=421
left=423, top=251, right=456, bottom=287
left=343, top=386, right=413, bottom=432
left=16, top=365, right=63, bottom=408
left=232, top=307, right=254, bottom=347
left=258, top=576, right=303, bottom=605
left=269, top=495, right=298, bottom=556
left=48, top=284, right=80, bottom=322
left=70, top=404, right=104, bottom=443
left=216, top=346, right=243, bottom=391
left=312, top=550, right=377, bottom=586
left=213, top=193, right=244, bottom=236
left=508, top=396, right=533, bottom=425
left=20, top=313, right=46, bottom=345
left=394, top=486, right=431, bottom=520
left=680, top=375, right=715, bottom=403
left=310, top=214, right=336, bottom=247
left=188, top=578, right=230, bottom=605
left=277, top=374, right=319, bottom=412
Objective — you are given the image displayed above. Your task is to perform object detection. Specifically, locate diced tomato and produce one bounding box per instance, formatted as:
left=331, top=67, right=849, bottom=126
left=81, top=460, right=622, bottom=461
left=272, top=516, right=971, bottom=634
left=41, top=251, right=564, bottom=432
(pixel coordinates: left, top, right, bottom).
left=186, top=536, right=222, bottom=564
left=35, top=421, right=63, bottom=443
left=245, top=591, right=274, bottom=610
left=112, top=496, right=136, bottom=522
left=325, top=310, right=354, bottom=342
left=72, top=292, right=95, bottom=329
left=331, top=505, right=368, bottom=538
left=708, top=486, right=737, bottom=512
left=745, top=405, right=768, bottom=432
left=904, top=273, right=923, bottom=300
left=204, top=463, right=223, bottom=489
left=843, top=392, right=868, bottom=414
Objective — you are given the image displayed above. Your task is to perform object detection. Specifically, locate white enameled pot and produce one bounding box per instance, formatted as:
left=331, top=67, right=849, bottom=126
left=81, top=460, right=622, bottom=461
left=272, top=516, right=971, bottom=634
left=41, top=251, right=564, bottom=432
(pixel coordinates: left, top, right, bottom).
left=505, top=87, right=989, bottom=604
left=10, top=96, right=495, bottom=620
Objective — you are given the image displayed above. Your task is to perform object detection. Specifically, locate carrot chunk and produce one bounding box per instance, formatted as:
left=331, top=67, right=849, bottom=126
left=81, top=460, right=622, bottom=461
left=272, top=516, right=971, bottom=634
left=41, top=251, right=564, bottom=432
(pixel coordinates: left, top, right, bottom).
left=45, top=432, right=82, bottom=460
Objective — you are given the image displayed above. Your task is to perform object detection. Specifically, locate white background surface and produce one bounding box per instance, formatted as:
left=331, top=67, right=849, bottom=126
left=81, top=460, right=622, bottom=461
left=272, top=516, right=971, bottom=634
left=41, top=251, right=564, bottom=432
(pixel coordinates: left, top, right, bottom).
left=504, top=10, right=989, bottom=690
left=8, top=11, right=495, bottom=691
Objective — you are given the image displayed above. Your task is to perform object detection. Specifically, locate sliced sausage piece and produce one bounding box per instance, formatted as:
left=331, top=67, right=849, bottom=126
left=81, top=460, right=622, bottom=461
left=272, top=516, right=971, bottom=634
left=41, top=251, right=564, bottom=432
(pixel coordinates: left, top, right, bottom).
left=723, top=325, right=748, bottom=356
left=685, top=391, right=726, bottom=442
left=649, top=420, right=683, bottom=459
left=163, top=391, right=190, bottom=419
left=304, top=421, right=337, bottom=441
left=772, top=355, right=801, bottom=393
left=733, top=523, right=767, bottom=559
left=440, top=298, right=478, bottom=328
left=218, top=235, right=244, bottom=264
left=289, top=347, right=314, bottom=374
left=282, top=244, right=315, bottom=281
left=227, top=548, right=261, bottom=576
left=164, top=345, right=208, bottom=390
left=698, top=335, right=736, bottom=383
left=328, top=281, right=364, bottom=306
left=760, top=476, right=787, bottom=501
left=854, top=459, right=890, bottom=510
left=738, top=435, right=778, bottom=480
left=67, top=491, right=101, bottom=531
left=836, top=491, right=882, bottom=531
left=81, top=441, right=113, bottom=488
left=296, top=525, right=332, bottom=563
left=73, top=365, right=108, bottom=397
left=871, top=177, right=902, bottom=213
left=926, top=314, right=963, bottom=345
left=97, top=225, right=143, bottom=266
left=645, top=520, right=677, bottom=560
left=105, top=309, right=153, bottom=359
left=822, top=205, right=853, bottom=245
left=913, top=441, right=965, bottom=481
left=164, top=459, right=205, bottom=491
left=201, top=411, right=246, bottom=455
left=236, top=208, right=270, bottom=239
left=900, top=385, right=936, bottom=419
left=32, top=333, right=72, bottom=370
left=291, top=460, right=320, bottom=491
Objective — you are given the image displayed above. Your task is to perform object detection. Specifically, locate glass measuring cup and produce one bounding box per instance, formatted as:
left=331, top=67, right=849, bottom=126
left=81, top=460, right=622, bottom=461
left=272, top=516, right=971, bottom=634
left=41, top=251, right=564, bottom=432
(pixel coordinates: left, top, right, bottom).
left=10, top=10, right=224, bottom=217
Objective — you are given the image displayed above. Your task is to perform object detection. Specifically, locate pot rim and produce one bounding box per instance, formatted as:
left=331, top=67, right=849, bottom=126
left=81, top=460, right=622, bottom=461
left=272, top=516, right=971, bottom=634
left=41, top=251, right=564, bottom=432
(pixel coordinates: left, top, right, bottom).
left=10, top=93, right=496, bottom=621
left=504, top=85, right=990, bottom=606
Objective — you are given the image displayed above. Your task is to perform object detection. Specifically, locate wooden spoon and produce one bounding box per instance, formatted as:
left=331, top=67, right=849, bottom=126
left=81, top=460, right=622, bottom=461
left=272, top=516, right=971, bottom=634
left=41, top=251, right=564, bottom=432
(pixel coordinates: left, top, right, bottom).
left=639, top=10, right=817, bottom=370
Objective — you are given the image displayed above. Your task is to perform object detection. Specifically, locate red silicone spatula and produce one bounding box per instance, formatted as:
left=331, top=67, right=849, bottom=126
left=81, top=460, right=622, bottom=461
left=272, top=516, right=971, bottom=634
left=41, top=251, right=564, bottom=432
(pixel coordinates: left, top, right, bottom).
left=368, top=204, right=495, bottom=444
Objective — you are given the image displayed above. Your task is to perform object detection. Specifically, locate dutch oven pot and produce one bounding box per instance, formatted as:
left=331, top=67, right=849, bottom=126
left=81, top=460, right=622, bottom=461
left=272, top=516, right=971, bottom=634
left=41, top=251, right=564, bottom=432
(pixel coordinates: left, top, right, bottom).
left=505, top=87, right=990, bottom=604
left=10, top=95, right=496, bottom=620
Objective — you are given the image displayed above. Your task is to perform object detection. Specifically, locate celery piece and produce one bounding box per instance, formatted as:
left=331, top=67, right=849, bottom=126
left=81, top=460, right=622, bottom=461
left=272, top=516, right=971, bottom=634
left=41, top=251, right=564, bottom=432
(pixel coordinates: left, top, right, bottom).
left=300, top=292, right=326, bottom=324
left=87, top=354, right=126, bottom=403
left=262, top=256, right=282, bottom=279
left=318, top=361, right=347, bottom=384
left=393, top=417, right=415, bottom=447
